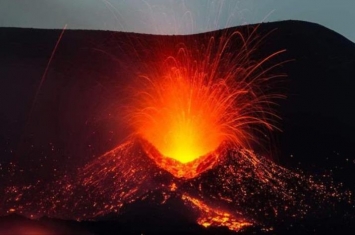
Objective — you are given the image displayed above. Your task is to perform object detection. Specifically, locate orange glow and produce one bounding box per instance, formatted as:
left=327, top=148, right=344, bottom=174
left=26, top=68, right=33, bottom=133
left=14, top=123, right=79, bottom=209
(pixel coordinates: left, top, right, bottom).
left=0, top=224, right=55, bottom=235
left=128, top=29, right=285, bottom=178
left=135, top=72, right=227, bottom=164
left=140, top=138, right=220, bottom=178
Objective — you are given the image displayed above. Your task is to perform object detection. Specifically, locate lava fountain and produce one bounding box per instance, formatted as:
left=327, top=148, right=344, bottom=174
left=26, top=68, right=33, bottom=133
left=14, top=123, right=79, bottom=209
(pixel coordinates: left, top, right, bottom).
left=127, top=28, right=285, bottom=178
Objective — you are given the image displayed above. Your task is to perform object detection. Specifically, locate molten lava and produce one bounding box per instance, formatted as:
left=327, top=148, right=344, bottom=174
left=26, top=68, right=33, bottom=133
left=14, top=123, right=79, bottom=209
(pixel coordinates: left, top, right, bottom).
left=135, top=71, right=225, bottom=164
left=140, top=138, right=220, bottom=178
left=128, top=30, right=284, bottom=178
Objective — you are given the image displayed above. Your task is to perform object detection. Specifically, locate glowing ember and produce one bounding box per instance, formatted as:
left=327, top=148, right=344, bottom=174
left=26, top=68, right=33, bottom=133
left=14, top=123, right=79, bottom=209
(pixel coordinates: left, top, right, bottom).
left=128, top=28, right=285, bottom=178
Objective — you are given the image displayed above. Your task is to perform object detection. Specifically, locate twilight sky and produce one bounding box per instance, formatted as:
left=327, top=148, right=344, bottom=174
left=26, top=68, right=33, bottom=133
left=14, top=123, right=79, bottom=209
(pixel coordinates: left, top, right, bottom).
left=0, top=0, right=354, bottom=41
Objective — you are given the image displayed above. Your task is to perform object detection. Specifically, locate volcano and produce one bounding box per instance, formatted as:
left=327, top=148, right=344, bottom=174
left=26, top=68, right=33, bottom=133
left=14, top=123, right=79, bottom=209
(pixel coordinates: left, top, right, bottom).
left=0, top=20, right=355, bottom=234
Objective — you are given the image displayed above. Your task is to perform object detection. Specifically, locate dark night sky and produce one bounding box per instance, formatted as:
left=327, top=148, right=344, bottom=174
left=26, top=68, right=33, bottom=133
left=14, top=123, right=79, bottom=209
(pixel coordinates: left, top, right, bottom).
left=0, top=0, right=354, bottom=41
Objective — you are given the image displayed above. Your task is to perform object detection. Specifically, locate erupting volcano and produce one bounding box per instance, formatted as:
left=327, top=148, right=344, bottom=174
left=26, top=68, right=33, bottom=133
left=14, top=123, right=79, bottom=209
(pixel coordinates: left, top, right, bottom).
left=127, top=29, right=285, bottom=178
left=0, top=22, right=353, bottom=234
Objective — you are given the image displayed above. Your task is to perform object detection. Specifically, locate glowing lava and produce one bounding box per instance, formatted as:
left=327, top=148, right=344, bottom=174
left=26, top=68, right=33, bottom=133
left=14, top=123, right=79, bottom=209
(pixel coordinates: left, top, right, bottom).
left=182, top=194, right=253, bottom=231
left=136, top=71, right=224, bottom=164
left=129, top=29, right=285, bottom=178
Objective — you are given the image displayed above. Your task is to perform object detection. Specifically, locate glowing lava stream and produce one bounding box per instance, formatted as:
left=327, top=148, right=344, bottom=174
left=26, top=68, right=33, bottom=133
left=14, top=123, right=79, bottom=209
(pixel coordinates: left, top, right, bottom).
left=128, top=28, right=286, bottom=178
left=182, top=194, right=253, bottom=231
